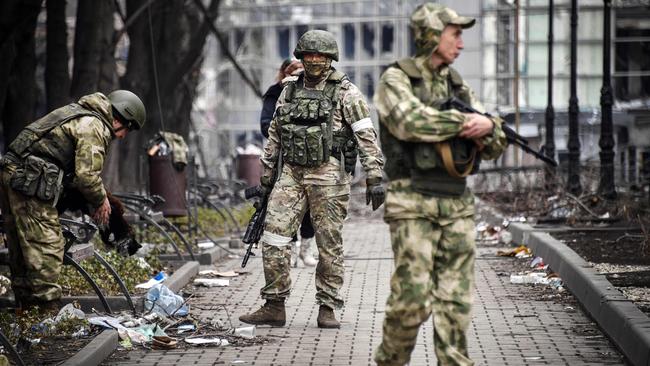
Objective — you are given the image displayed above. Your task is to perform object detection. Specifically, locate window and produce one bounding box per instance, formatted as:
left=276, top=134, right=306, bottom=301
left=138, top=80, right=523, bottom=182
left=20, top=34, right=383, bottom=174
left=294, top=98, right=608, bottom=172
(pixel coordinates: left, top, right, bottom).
left=344, top=24, right=356, bottom=59
left=614, top=8, right=650, bottom=101
left=362, top=23, right=375, bottom=57
left=277, top=27, right=290, bottom=58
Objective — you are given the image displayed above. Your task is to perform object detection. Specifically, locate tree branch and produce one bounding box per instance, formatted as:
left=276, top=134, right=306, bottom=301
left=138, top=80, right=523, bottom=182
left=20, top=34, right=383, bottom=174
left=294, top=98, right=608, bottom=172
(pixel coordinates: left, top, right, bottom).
left=191, top=0, right=262, bottom=98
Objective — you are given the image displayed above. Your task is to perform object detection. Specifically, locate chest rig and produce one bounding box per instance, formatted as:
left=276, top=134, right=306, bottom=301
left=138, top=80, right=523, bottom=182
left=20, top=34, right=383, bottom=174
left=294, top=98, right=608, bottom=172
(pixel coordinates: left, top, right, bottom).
left=379, top=58, right=480, bottom=197
left=275, top=71, right=353, bottom=169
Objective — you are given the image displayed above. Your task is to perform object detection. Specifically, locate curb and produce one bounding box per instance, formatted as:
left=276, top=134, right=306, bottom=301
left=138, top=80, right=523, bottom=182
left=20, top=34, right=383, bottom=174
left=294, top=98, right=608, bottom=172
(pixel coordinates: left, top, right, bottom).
left=510, top=223, right=650, bottom=366
left=61, top=329, right=118, bottom=366
left=58, top=260, right=200, bottom=313
left=158, top=239, right=235, bottom=265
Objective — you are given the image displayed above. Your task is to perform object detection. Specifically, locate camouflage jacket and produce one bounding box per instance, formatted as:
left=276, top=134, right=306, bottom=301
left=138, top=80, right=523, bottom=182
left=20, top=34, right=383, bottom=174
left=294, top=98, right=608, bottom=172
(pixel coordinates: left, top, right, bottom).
left=26, top=93, right=115, bottom=208
left=262, top=70, right=384, bottom=186
left=375, top=55, right=507, bottom=220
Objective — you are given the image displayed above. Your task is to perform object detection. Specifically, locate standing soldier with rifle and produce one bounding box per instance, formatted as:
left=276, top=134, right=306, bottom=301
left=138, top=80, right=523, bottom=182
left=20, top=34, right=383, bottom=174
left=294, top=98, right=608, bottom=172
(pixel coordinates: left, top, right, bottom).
left=373, top=4, right=507, bottom=365
left=0, top=90, right=145, bottom=312
left=239, top=30, right=385, bottom=329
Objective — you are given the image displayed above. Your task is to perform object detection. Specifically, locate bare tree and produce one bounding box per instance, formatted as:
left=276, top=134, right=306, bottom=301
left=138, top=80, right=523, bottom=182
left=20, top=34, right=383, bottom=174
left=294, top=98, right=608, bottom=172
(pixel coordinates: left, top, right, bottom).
left=45, top=0, right=71, bottom=111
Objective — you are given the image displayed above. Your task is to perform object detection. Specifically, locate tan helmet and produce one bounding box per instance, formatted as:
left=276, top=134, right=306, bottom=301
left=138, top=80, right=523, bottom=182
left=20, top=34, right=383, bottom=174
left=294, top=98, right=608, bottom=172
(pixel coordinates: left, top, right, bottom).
left=108, top=90, right=146, bottom=130
left=410, top=3, right=475, bottom=56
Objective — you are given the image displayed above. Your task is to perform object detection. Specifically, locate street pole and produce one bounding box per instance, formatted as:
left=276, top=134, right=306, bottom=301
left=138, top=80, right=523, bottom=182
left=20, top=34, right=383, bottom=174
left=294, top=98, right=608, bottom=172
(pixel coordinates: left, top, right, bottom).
left=598, top=0, right=617, bottom=199
left=514, top=0, right=521, bottom=166
left=544, top=0, right=556, bottom=188
left=567, top=0, right=582, bottom=195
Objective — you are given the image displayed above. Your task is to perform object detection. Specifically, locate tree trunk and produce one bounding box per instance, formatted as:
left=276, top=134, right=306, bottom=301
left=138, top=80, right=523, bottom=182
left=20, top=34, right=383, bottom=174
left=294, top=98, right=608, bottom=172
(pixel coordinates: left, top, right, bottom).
left=107, top=0, right=218, bottom=191
left=45, top=0, right=70, bottom=111
left=70, top=0, right=114, bottom=100
left=0, top=0, right=43, bottom=148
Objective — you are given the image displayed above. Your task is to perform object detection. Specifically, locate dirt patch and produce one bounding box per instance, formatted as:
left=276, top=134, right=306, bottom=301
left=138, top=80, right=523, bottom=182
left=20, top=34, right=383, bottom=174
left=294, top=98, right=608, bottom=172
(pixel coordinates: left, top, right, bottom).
left=16, top=329, right=101, bottom=365
left=552, top=230, right=649, bottom=265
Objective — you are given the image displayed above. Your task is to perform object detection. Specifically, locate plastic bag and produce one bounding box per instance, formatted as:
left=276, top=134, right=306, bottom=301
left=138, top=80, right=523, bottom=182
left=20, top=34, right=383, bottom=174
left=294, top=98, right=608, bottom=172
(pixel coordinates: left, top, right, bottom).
left=145, top=284, right=188, bottom=316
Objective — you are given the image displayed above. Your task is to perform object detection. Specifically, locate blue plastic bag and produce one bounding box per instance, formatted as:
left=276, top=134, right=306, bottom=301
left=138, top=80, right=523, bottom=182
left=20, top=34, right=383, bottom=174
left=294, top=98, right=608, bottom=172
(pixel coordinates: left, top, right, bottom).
left=145, top=284, right=188, bottom=316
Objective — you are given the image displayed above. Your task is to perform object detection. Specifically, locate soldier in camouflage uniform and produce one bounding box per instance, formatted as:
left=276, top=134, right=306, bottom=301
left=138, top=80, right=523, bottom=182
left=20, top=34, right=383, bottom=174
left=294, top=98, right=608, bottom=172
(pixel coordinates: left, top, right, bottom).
left=239, top=30, right=385, bottom=329
left=0, top=90, right=145, bottom=310
left=373, top=4, right=507, bottom=365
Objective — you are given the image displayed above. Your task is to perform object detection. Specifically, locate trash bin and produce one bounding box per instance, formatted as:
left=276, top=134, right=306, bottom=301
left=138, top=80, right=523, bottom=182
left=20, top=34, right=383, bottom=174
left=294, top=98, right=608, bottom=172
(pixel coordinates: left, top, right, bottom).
left=147, top=132, right=189, bottom=217
left=236, top=155, right=263, bottom=187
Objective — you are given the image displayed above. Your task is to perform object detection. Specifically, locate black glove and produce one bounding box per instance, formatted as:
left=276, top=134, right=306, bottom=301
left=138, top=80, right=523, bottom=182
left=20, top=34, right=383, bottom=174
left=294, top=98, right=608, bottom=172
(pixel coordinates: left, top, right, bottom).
left=365, top=178, right=385, bottom=211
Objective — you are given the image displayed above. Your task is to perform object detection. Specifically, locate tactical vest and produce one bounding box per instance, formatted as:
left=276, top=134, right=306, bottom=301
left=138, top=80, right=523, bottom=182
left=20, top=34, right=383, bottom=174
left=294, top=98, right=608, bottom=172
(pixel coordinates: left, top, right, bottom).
left=379, top=58, right=481, bottom=197
left=8, top=103, right=104, bottom=163
left=276, top=70, right=357, bottom=172
left=3, top=103, right=105, bottom=204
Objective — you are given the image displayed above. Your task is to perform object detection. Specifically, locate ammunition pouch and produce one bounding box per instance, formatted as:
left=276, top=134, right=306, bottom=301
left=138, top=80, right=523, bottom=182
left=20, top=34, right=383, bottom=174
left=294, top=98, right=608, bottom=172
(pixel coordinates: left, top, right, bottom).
left=280, top=123, right=330, bottom=167
left=9, top=155, right=63, bottom=204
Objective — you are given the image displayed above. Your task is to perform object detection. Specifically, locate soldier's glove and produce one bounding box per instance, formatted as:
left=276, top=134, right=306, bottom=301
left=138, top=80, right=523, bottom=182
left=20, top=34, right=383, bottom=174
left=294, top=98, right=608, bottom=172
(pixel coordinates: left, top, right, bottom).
left=365, top=177, right=385, bottom=211
left=259, top=175, right=274, bottom=197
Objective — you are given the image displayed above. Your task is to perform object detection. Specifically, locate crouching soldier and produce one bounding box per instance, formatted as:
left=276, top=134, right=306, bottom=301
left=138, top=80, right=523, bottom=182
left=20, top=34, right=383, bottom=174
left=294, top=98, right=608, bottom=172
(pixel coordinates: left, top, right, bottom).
left=0, top=90, right=145, bottom=311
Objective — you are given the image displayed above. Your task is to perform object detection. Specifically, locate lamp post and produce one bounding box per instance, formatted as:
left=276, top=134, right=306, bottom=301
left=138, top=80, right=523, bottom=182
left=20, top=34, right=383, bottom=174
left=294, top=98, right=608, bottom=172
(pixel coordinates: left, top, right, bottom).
left=598, top=0, right=616, bottom=199
left=567, top=0, right=582, bottom=195
left=544, top=0, right=556, bottom=188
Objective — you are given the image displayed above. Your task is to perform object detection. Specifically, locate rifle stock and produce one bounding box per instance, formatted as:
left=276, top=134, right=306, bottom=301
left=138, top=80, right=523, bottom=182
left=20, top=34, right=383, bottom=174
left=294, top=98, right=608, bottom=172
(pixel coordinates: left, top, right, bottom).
left=440, top=97, right=558, bottom=167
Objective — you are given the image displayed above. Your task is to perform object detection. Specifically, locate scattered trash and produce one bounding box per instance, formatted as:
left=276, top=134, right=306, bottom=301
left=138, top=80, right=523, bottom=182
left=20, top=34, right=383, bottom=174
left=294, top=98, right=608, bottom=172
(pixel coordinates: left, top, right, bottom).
left=177, top=323, right=196, bottom=334
left=500, top=231, right=513, bottom=245
left=510, top=272, right=564, bottom=289
left=194, top=278, right=230, bottom=287
left=197, top=240, right=215, bottom=249
left=199, top=270, right=239, bottom=277
left=497, top=245, right=531, bottom=258
left=145, top=284, right=188, bottom=316
left=231, top=326, right=255, bottom=339
left=529, top=256, right=546, bottom=270
left=54, top=303, right=85, bottom=323
left=185, top=337, right=230, bottom=346
left=136, top=271, right=167, bottom=289
left=152, top=335, right=178, bottom=349
left=231, top=361, right=247, bottom=365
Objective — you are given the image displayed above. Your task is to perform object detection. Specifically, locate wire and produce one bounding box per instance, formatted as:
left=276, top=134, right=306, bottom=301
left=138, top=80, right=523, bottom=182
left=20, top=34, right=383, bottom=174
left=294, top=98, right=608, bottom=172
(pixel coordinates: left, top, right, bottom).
left=147, top=4, right=166, bottom=132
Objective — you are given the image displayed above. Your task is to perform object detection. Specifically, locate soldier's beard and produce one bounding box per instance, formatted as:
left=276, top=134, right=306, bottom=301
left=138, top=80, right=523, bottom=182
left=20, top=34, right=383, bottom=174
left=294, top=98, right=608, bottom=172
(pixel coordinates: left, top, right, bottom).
left=303, top=59, right=331, bottom=82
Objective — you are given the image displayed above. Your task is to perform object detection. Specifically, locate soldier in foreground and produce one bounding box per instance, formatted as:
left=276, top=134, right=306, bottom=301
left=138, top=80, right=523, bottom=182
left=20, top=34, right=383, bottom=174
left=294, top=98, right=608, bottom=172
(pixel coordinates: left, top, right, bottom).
left=239, top=30, right=385, bottom=329
left=0, top=90, right=145, bottom=311
left=373, top=4, right=507, bottom=365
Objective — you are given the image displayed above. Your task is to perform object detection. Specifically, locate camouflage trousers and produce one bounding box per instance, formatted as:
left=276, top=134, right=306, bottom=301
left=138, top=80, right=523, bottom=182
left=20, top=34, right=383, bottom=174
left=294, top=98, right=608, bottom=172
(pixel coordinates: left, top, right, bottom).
left=0, top=166, right=65, bottom=304
left=259, top=166, right=350, bottom=310
left=375, top=181, right=476, bottom=366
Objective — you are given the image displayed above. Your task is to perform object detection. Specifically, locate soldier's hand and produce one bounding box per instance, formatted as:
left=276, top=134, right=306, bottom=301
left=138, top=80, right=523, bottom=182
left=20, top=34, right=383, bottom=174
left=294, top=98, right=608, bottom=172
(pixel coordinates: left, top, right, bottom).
left=460, top=114, right=494, bottom=139
left=365, top=178, right=385, bottom=211
left=93, top=197, right=111, bottom=226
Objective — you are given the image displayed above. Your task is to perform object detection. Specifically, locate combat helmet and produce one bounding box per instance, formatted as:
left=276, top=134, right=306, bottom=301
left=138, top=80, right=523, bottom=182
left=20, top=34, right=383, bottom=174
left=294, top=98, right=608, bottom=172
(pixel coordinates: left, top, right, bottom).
left=293, top=30, right=339, bottom=62
left=108, top=90, right=146, bottom=130
left=410, top=3, right=475, bottom=56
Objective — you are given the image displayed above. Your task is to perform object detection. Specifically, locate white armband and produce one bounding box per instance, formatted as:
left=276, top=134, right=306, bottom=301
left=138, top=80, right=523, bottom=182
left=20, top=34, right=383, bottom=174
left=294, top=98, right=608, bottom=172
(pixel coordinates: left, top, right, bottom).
left=261, top=231, right=293, bottom=247
left=351, top=118, right=373, bottom=132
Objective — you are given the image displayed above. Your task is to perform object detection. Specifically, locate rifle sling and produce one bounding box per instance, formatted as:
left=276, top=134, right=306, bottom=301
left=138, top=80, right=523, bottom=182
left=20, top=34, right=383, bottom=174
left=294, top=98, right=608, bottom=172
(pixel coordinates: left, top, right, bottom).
left=434, top=142, right=476, bottom=179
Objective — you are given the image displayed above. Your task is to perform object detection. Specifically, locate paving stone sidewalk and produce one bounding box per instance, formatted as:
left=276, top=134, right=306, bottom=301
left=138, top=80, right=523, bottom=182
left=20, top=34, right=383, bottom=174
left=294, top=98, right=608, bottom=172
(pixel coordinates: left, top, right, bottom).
left=104, top=204, right=627, bottom=366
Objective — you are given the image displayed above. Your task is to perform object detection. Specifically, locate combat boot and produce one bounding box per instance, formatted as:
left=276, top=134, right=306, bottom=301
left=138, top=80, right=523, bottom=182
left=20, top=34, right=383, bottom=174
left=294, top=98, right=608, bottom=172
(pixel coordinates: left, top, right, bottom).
left=239, top=300, right=286, bottom=326
left=317, top=305, right=340, bottom=329
left=299, top=237, right=317, bottom=267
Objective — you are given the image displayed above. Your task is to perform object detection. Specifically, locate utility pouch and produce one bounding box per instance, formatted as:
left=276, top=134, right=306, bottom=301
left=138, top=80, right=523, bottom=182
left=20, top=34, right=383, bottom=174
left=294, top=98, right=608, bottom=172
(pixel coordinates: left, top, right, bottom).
left=412, top=144, right=441, bottom=170
left=9, top=155, right=46, bottom=198
left=37, top=160, right=64, bottom=204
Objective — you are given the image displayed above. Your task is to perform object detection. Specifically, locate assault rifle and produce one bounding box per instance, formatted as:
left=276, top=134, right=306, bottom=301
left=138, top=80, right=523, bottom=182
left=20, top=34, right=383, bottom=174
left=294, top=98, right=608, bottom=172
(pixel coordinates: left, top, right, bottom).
left=440, top=97, right=558, bottom=167
left=241, top=185, right=269, bottom=268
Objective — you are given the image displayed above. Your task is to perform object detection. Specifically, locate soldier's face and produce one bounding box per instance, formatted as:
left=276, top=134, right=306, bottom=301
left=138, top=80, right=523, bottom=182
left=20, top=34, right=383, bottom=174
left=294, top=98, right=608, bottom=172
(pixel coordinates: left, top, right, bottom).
left=302, top=53, right=331, bottom=79
left=112, top=119, right=129, bottom=139
left=435, top=25, right=464, bottom=64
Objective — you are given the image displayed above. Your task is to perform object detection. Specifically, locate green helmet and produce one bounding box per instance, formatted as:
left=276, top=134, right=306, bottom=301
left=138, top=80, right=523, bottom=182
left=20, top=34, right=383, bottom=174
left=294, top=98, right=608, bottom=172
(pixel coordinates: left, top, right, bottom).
left=108, top=90, right=146, bottom=130
left=293, top=30, right=339, bottom=62
left=410, top=3, right=475, bottom=56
